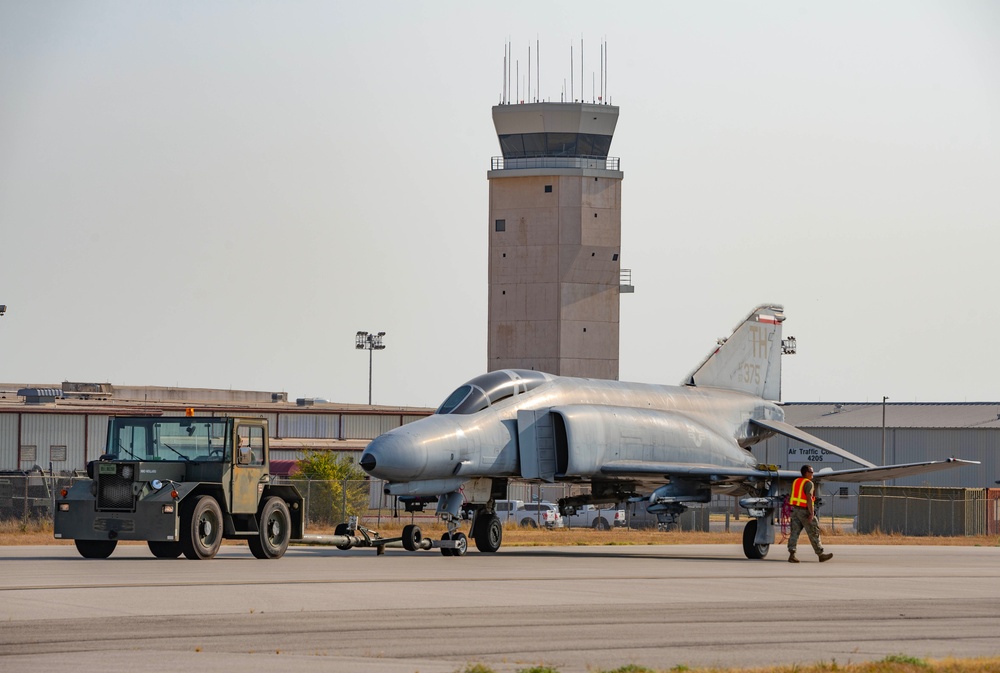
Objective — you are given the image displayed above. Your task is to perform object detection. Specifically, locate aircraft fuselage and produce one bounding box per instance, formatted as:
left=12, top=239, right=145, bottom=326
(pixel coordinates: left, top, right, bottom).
left=361, top=373, right=784, bottom=493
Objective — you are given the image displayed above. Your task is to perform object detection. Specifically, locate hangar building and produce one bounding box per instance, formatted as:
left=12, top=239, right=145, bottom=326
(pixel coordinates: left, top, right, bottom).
left=751, top=402, right=1000, bottom=516
left=0, top=382, right=432, bottom=474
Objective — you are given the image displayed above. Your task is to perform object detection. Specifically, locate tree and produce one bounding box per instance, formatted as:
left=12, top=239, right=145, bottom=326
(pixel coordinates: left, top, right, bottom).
left=293, top=451, right=369, bottom=525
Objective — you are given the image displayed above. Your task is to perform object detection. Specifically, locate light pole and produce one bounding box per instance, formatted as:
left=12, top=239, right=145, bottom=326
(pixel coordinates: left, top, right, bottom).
left=355, top=331, right=385, bottom=405
left=881, top=395, right=889, bottom=466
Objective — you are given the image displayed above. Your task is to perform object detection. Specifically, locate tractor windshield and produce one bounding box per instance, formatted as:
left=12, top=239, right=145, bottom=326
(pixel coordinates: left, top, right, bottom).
left=106, top=418, right=231, bottom=462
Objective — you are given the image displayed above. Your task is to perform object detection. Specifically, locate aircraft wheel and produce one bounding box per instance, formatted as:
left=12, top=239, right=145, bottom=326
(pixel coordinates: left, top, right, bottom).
left=742, top=519, right=769, bottom=560
left=451, top=531, right=468, bottom=556
left=75, top=539, right=117, bottom=559
left=334, top=522, right=352, bottom=550
left=474, top=513, right=502, bottom=553
left=181, top=495, right=223, bottom=560
left=248, top=497, right=291, bottom=559
left=440, top=531, right=455, bottom=556
left=592, top=518, right=611, bottom=531
left=519, top=517, right=538, bottom=528
left=401, top=524, right=422, bottom=552
left=147, top=541, right=182, bottom=558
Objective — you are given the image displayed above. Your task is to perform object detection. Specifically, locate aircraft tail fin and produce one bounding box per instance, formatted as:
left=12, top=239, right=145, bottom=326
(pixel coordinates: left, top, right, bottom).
left=683, top=304, right=787, bottom=401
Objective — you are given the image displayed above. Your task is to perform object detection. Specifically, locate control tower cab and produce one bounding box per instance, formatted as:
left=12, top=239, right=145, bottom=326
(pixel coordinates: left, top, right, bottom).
left=487, top=102, right=624, bottom=380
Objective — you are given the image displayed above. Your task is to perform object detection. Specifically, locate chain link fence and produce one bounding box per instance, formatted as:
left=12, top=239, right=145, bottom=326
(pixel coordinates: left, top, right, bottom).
left=4, top=473, right=997, bottom=538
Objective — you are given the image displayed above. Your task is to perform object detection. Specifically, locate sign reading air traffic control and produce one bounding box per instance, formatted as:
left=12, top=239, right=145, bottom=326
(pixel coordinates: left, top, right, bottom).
left=787, top=445, right=844, bottom=463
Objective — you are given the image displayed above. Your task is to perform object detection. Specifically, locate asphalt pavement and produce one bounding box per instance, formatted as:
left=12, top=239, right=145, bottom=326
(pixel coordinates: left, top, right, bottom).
left=1, top=542, right=998, bottom=673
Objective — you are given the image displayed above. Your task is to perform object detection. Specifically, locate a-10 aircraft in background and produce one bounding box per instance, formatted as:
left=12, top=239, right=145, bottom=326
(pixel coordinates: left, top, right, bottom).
left=348, top=304, right=976, bottom=559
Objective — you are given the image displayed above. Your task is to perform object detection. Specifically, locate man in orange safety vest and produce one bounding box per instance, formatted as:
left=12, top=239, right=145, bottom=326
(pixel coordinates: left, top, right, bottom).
left=788, top=464, right=833, bottom=563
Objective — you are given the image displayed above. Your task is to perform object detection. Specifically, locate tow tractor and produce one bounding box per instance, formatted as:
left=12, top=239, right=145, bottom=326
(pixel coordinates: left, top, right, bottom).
left=55, top=415, right=303, bottom=559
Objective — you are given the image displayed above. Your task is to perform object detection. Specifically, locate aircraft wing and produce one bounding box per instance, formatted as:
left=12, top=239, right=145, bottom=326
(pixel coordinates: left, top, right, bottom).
left=600, top=461, right=800, bottom=482
left=810, top=458, right=980, bottom=483
left=750, top=418, right=876, bottom=467
left=599, top=458, right=979, bottom=485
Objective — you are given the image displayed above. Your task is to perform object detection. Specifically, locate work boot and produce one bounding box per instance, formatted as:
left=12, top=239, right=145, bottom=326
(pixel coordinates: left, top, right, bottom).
left=788, top=552, right=799, bottom=563
left=818, top=552, right=833, bottom=562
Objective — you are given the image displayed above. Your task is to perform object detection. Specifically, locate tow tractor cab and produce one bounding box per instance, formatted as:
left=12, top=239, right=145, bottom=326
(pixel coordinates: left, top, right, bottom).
left=54, top=416, right=303, bottom=560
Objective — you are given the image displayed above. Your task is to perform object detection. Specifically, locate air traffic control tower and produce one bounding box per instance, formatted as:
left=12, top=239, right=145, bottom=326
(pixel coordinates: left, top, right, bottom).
left=487, top=102, right=626, bottom=380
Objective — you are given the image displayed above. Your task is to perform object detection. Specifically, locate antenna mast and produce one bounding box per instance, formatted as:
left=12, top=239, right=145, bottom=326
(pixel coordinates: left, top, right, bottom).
left=502, top=44, right=507, bottom=104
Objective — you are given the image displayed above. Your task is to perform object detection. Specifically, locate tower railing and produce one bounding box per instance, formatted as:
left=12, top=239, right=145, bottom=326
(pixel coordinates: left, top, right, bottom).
left=491, top=156, right=620, bottom=171
left=620, top=268, right=634, bottom=293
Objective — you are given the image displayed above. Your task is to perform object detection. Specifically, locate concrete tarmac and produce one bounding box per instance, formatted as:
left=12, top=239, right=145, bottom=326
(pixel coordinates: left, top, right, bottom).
left=1, top=542, right=998, bottom=673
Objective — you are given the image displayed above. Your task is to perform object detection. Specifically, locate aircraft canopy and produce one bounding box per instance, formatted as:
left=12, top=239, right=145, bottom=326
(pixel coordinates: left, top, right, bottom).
left=436, top=370, right=550, bottom=415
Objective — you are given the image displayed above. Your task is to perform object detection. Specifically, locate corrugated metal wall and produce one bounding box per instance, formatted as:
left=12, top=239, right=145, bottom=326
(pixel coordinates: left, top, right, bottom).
left=0, top=414, right=18, bottom=469
left=211, top=411, right=279, bottom=437
left=751, top=425, right=997, bottom=517
left=20, top=414, right=85, bottom=472
left=270, top=449, right=363, bottom=464
left=278, top=414, right=341, bottom=439
left=343, top=415, right=403, bottom=439
left=756, top=427, right=996, bottom=487
left=753, top=428, right=884, bottom=468
left=0, top=410, right=422, bottom=471
left=86, top=415, right=110, bottom=462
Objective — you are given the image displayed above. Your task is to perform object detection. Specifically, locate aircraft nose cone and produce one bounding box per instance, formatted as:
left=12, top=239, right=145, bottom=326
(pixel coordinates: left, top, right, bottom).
left=360, top=431, right=428, bottom=481
left=359, top=453, right=376, bottom=472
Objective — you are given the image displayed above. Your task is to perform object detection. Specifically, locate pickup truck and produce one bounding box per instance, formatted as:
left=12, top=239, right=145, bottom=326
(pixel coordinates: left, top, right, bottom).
left=563, top=504, right=626, bottom=530
left=495, top=499, right=564, bottom=528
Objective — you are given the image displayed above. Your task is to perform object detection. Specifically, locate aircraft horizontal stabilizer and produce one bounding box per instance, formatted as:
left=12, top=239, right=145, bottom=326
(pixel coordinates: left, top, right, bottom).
left=750, top=418, right=876, bottom=467
left=811, top=458, right=980, bottom=483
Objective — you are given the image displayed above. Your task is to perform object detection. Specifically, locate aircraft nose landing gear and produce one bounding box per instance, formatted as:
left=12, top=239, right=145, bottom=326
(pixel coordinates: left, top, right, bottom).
left=440, top=530, right=468, bottom=556
left=436, top=491, right=468, bottom=556
left=327, top=490, right=483, bottom=556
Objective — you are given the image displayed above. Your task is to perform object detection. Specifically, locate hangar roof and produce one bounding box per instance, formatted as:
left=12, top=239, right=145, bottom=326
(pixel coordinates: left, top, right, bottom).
left=782, top=402, right=1000, bottom=429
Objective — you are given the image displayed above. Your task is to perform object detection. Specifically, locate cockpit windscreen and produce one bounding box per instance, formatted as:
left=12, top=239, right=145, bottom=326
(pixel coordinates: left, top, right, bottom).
left=435, top=370, right=550, bottom=415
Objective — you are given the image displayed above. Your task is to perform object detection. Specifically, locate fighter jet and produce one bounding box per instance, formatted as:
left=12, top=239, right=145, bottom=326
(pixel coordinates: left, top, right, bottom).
left=358, top=304, right=976, bottom=558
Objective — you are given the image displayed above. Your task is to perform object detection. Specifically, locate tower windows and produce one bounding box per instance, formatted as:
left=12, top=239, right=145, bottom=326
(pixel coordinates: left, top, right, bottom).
left=495, top=219, right=506, bottom=232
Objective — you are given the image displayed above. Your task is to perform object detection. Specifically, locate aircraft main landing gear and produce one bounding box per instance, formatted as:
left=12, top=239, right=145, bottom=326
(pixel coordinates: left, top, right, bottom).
left=739, top=494, right=780, bottom=560
left=741, top=519, right=769, bottom=559
left=471, top=510, right=502, bottom=553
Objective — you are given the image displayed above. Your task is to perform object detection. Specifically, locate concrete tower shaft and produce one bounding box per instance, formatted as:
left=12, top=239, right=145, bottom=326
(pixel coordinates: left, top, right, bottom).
left=487, top=102, right=624, bottom=379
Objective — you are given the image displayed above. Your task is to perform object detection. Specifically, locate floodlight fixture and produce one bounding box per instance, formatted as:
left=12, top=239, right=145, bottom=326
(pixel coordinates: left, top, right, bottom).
left=356, top=330, right=387, bottom=405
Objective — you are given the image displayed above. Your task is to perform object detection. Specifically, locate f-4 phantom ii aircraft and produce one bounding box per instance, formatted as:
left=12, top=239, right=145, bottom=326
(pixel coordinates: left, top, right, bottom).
left=353, top=304, right=977, bottom=559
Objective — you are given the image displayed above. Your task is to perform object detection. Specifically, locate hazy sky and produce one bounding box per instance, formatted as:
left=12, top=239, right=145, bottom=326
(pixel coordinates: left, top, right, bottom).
left=2, top=1, right=998, bottom=407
